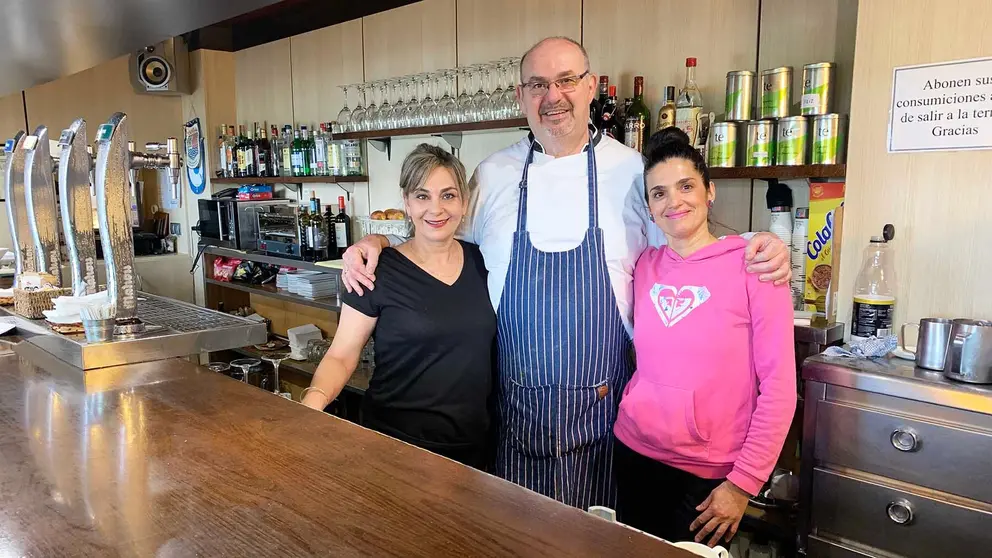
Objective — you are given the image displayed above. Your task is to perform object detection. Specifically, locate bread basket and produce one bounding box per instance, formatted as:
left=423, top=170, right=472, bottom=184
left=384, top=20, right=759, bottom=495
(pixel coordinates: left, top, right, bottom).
left=13, top=288, right=72, bottom=319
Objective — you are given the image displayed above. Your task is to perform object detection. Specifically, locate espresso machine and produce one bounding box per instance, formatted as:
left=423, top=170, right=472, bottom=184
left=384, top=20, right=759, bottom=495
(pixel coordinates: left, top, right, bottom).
left=2, top=111, right=266, bottom=370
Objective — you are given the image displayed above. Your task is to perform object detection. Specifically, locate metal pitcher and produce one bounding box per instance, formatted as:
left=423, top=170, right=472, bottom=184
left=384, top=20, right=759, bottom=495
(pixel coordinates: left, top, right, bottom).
left=901, top=318, right=953, bottom=371
left=944, top=319, right=992, bottom=384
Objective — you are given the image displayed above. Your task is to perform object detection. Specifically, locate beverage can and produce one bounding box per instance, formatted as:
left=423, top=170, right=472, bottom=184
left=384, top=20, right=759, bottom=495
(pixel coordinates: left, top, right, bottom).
left=707, top=123, right=737, bottom=167
left=776, top=116, right=808, bottom=166
left=725, top=70, right=755, bottom=121
left=745, top=120, right=775, bottom=167
left=801, top=62, right=835, bottom=116
left=811, top=114, right=847, bottom=164
left=760, top=66, right=793, bottom=119
left=791, top=207, right=809, bottom=308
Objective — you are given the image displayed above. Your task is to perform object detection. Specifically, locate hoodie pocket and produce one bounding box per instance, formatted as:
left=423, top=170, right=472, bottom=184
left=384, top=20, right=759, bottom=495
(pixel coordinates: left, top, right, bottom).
left=619, top=382, right=709, bottom=459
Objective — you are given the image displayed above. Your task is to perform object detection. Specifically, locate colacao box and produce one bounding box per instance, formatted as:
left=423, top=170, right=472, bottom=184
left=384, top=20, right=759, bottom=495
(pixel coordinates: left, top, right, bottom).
left=804, top=182, right=845, bottom=312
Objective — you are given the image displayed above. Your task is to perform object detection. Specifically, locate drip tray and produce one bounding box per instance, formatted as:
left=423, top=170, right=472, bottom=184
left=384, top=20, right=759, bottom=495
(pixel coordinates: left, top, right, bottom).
left=17, top=292, right=267, bottom=370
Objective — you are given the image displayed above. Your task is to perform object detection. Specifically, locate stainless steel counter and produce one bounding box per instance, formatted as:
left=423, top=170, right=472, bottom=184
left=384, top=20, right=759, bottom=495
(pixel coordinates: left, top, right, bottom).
left=0, top=292, right=266, bottom=370
left=799, top=355, right=992, bottom=557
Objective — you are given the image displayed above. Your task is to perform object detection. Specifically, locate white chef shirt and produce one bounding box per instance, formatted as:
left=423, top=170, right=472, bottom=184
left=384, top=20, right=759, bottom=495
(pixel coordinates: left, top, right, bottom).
left=461, top=127, right=664, bottom=335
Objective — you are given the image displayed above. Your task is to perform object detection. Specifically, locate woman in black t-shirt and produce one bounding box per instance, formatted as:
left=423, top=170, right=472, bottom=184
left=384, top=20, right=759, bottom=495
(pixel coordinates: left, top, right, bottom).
left=302, top=144, right=496, bottom=468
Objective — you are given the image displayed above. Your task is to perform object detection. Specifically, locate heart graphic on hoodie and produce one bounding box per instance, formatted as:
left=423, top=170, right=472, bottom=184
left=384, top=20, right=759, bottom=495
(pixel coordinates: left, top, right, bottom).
left=649, top=284, right=711, bottom=327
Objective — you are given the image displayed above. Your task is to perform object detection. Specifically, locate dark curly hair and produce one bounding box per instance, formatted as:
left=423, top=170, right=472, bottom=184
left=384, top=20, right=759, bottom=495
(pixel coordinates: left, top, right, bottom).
left=643, top=127, right=710, bottom=191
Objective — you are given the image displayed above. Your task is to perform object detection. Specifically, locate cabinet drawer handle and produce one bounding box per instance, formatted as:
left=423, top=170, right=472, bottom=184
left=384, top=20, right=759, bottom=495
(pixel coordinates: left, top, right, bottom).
left=886, top=499, right=915, bottom=525
left=890, top=427, right=920, bottom=452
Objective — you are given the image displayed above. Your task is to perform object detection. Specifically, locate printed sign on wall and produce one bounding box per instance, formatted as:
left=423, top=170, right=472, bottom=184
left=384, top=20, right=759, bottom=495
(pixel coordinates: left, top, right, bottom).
left=888, top=56, right=992, bottom=152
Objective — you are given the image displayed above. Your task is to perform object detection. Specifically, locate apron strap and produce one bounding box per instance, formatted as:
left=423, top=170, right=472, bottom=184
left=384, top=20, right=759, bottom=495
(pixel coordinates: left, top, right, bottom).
left=516, top=130, right=599, bottom=234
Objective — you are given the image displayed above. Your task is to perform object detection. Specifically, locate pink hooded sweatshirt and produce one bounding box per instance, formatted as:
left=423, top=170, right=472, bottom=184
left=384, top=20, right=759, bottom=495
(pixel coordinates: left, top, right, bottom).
left=613, top=236, right=796, bottom=496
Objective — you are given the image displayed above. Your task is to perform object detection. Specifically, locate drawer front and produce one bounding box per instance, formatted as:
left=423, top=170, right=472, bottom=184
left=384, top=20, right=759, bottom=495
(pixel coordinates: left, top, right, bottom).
left=807, top=536, right=876, bottom=558
left=814, top=400, right=992, bottom=502
left=811, top=468, right=992, bottom=557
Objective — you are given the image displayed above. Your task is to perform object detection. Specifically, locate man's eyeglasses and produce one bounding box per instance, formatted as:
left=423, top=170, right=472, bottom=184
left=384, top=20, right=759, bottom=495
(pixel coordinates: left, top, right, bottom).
left=520, top=71, right=590, bottom=97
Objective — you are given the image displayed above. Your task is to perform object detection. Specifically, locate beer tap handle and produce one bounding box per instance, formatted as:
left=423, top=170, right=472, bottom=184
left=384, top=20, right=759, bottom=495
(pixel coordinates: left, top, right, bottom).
left=166, top=137, right=181, bottom=201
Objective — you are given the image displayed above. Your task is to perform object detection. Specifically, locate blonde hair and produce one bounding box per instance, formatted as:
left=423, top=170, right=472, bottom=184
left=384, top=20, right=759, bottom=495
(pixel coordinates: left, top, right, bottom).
left=399, top=143, right=469, bottom=200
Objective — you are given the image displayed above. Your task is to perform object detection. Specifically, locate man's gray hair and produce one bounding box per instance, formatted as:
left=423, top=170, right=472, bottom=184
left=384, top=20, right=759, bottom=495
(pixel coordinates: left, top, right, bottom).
left=519, top=36, right=590, bottom=81
left=399, top=143, right=469, bottom=201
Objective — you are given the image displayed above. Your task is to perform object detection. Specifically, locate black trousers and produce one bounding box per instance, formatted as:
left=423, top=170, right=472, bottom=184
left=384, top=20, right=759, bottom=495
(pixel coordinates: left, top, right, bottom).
left=614, top=437, right=724, bottom=543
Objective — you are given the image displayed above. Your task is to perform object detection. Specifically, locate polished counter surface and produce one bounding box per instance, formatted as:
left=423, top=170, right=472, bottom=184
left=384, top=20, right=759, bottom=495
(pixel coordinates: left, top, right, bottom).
left=803, top=353, right=992, bottom=415
left=0, top=343, right=684, bottom=557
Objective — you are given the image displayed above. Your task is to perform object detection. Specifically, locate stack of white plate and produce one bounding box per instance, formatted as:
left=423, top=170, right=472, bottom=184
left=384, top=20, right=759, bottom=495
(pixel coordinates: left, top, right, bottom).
left=292, top=273, right=338, bottom=299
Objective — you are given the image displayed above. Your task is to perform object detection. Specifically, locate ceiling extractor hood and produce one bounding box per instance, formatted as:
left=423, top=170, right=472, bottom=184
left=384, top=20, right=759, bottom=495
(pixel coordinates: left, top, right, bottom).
left=0, top=0, right=284, bottom=98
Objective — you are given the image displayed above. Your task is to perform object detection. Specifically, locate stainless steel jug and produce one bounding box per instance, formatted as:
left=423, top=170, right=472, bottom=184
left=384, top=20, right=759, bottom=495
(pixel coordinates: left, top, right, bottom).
left=943, top=319, right=992, bottom=384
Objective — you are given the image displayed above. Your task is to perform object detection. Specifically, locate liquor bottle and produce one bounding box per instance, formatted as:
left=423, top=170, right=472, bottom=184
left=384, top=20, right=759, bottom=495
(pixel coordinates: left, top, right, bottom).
left=343, top=140, right=364, bottom=176
left=332, top=196, right=352, bottom=259
left=235, top=125, right=249, bottom=178
left=675, top=57, right=705, bottom=148
left=281, top=125, right=293, bottom=177
left=600, top=85, right=623, bottom=141
left=298, top=203, right=311, bottom=261
left=308, top=194, right=328, bottom=261
left=324, top=200, right=337, bottom=247
left=269, top=125, right=283, bottom=177
left=255, top=123, right=272, bottom=177
left=243, top=126, right=257, bottom=177
left=224, top=126, right=237, bottom=178
left=592, top=75, right=609, bottom=129
left=290, top=129, right=304, bottom=177
left=216, top=124, right=228, bottom=178
left=314, top=124, right=329, bottom=177
left=658, top=85, right=677, bottom=131
left=300, top=126, right=313, bottom=177
left=624, top=76, right=651, bottom=153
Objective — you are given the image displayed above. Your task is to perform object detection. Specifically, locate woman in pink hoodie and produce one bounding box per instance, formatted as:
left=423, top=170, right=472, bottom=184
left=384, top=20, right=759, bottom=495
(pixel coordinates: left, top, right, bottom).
left=613, top=128, right=796, bottom=546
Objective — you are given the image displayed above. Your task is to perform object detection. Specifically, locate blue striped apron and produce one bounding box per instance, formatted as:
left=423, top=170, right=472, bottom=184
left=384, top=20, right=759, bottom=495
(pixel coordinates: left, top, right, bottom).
left=494, top=133, right=632, bottom=510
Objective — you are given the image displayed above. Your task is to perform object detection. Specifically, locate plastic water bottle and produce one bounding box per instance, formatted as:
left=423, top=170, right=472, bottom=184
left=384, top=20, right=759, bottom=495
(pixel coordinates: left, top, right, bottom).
left=851, top=224, right=897, bottom=341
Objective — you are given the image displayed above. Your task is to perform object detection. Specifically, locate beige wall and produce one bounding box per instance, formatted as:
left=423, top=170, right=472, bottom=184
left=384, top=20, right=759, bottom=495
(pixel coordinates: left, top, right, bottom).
left=838, top=0, right=992, bottom=330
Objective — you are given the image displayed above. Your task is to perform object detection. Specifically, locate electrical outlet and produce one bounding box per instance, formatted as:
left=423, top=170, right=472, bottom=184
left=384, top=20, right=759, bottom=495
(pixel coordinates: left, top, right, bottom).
left=170, top=223, right=181, bottom=236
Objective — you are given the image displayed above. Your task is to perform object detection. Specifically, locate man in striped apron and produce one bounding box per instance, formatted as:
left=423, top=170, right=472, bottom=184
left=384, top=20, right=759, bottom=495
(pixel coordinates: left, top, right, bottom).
left=339, top=36, right=792, bottom=510
left=494, top=127, right=630, bottom=510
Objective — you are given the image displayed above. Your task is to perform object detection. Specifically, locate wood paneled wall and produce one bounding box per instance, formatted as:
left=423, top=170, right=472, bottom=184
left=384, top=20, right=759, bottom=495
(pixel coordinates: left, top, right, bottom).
left=290, top=21, right=365, bottom=125
left=234, top=39, right=294, bottom=128
left=456, top=0, right=581, bottom=66
left=838, top=0, right=992, bottom=330
left=362, top=0, right=457, bottom=81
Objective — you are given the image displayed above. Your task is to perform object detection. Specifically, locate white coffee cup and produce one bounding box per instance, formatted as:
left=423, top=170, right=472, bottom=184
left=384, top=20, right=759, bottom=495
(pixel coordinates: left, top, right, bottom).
left=672, top=541, right=731, bottom=558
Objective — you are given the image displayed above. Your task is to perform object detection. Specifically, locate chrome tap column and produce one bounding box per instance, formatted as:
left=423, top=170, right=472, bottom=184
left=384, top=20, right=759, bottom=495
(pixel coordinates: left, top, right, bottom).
left=94, top=112, right=181, bottom=329
left=57, top=119, right=98, bottom=295
left=22, top=126, right=62, bottom=284
left=3, top=132, right=34, bottom=280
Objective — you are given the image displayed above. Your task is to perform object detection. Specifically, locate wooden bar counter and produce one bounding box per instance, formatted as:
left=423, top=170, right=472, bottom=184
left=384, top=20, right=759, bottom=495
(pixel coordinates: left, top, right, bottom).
left=0, top=341, right=688, bottom=557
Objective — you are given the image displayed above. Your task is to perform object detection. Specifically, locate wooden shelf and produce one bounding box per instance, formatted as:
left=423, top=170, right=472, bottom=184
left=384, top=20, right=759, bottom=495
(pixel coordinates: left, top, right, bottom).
left=709, top=164, right=846, bottom=180
left=202, top=246, right=343, bottom=274
left=335, top=118, right=528, bottom=141
left=204, top=277, right=342, bottom=312
left=211, top=175, right=368, bottom=185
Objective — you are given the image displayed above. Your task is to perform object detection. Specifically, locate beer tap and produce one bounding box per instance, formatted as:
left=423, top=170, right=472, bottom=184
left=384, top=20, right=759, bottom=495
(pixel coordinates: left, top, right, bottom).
left=94, top=112, right=181, bottom=332
left=57, top=119, right=99, bottom=295
left=3, top=131, right=34, bottom=281
left=22, top=126, right=62, bottom=285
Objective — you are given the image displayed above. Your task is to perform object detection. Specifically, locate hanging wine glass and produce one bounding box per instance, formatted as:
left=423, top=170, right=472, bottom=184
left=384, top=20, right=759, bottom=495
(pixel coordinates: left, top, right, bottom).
left=403, top=77, right=420, bottom=128
left=472, top=64, right=493, bottom=121
left=336, top=85, right=352, bottom=133
left=489, top=61, right=507, bottom=120
left=350, top=83, right=367, bottom=132
left=456, top=67, right=476, bottom=123
left=437, top=70, right=458, bottom=125
left=377, top=79, right=394, bottom=130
